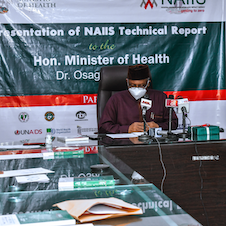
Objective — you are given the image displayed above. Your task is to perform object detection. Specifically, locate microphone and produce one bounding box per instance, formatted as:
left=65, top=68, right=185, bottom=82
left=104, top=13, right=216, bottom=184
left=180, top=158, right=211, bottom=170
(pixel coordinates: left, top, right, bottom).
left=140, top=98, right=152, bottom=117
left=177, top=98, right=189, bottom=115
left=138, top=97, right=152, bottom=142
left=177, top=97, right=190, bottom=140
left=165, top=95, right=178, bottom=108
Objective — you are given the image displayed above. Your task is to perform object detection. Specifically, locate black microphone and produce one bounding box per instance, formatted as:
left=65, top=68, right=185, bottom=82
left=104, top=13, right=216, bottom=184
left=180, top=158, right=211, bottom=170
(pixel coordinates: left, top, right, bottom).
left=181, top=106, right=187, bottom=116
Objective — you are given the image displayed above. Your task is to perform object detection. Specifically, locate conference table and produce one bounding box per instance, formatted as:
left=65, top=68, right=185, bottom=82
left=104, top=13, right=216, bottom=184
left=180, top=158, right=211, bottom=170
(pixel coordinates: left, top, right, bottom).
left=0, top=134, right=224, bottom=225
left=99, top=135, right=226, bottom=226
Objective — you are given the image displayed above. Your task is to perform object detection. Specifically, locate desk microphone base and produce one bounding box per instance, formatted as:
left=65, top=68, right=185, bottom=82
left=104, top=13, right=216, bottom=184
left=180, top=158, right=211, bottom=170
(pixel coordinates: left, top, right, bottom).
left=178, top=132, right=190, bottom=141
left=138, top=133, right=152, bottom=142
left=166, top=132, right=179, bottom=141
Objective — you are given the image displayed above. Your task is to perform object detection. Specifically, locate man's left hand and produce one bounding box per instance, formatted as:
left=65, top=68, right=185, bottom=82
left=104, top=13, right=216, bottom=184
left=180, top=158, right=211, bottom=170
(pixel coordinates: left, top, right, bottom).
left=147, top=121, right=159, bottom=129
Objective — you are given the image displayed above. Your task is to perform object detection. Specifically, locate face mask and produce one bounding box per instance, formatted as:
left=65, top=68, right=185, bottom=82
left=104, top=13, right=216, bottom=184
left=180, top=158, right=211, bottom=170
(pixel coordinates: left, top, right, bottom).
left=128, top=87, right=147, bottom=100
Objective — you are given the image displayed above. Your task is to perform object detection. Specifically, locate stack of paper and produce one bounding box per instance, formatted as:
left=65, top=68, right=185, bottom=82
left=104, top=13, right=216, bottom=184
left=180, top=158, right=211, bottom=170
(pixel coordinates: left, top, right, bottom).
left=57, top=136, right=89, bottom=144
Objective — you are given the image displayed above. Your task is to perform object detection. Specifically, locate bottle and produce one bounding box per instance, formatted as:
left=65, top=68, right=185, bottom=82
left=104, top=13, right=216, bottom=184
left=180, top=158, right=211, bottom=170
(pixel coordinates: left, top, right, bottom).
left=45, top=128, right=52, bottom=150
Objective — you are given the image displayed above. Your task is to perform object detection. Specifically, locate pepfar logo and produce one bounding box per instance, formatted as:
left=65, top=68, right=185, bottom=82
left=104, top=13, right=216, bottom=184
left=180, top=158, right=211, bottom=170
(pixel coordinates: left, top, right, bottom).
left=14, top=129, right=42, bottom=135
left=140, top=0, right=157, bottom=9
left=75, top=111, right=88, bottom=121
left=18, top=112, right=29, bottom=123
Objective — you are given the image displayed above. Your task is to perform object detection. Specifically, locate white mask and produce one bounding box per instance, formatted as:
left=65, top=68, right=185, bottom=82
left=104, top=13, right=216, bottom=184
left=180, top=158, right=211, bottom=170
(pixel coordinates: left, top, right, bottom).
left=128, top=87, right=147, bottom=100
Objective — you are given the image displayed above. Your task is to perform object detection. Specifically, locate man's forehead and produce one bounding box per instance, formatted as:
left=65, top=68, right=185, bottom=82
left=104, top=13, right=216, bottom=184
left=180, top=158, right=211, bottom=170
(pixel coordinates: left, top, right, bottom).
left=128, top=78, right=148, bottom=83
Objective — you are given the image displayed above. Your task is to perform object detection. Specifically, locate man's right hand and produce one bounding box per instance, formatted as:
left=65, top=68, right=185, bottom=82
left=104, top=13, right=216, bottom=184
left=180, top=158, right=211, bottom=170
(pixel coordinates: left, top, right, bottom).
left=128, top=122, right=144, bottom=133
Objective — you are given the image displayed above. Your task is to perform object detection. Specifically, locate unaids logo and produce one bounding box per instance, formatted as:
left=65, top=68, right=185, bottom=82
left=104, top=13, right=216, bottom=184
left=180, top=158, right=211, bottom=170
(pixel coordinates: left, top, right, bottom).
left=0, top=0, right=9, bottom=14
left=14, top=129, right=42, bottom=135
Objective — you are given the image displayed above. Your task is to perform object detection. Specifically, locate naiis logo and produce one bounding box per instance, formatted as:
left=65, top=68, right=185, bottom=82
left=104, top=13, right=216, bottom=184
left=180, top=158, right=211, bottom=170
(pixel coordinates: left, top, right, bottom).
left=140, top=0, right=157, bottom=9
left=18, top=112, right=29, bottom=123
left=14, top=129, right=42, bottom=135
left=141, top=0, right=206, bottom=11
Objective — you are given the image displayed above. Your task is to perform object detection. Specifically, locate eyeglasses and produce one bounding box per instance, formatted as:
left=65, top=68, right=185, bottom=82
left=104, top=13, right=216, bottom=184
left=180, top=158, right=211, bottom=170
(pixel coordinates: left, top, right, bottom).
left=127, top=80, right=150, bottom=88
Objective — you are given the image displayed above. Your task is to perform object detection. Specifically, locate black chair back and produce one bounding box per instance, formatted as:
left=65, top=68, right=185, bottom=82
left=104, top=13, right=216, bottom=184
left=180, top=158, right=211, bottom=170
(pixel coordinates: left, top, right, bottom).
left=97, top=65, right=153, bottom=123
left=97, top=65, right=128, bottom=123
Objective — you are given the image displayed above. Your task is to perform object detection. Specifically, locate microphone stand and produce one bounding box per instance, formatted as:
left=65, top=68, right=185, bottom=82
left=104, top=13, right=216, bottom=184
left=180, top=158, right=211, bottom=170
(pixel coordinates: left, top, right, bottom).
left=177, top=106, right=189, bottom=141
left=167, top=107, right=177, bottom=140
left=181, top=107, right=188, bottom=141
left=168, top=107, right=172, bottom=134
left=138, top=107, right=151, bottom=142
left=166, top=95, right=178, bottom=141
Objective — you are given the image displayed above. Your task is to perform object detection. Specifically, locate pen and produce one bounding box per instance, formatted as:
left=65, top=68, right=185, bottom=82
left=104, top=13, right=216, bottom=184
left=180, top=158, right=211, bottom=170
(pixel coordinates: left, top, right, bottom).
left=23, top=143, right=45, bottom=146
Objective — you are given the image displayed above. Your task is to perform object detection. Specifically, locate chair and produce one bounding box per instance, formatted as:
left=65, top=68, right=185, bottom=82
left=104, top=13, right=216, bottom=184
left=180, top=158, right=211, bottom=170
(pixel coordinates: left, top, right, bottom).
left=97, top=65, right=153, bottom=123
left=97, top=65, right=128, bottom=123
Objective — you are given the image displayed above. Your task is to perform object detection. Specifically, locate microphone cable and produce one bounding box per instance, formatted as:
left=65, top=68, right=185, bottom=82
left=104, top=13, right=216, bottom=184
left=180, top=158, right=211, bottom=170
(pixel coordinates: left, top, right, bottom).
left=143, top=118, right=167, bottom=193
left=194, top=141, right=210, bottom=226
left=154, top=136, right=166, bottom=193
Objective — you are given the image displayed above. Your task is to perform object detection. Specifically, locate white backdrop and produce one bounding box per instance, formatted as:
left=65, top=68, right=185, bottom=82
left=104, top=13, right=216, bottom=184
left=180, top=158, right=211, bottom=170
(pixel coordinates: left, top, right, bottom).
left=0, top=0, right=225, bottom=142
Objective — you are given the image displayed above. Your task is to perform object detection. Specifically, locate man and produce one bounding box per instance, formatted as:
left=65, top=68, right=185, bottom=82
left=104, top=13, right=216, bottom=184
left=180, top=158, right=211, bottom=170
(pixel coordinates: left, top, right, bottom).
left=98, top=64, right=178, bottom=134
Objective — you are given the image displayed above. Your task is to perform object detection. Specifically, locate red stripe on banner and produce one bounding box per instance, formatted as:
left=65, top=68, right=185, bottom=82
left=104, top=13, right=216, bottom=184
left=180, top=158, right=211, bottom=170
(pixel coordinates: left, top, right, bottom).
left=164, top=89, right=226, bottom=101
left=0, top=89, right=225, bottom=108
left=0, top=94, right=97, bottom=107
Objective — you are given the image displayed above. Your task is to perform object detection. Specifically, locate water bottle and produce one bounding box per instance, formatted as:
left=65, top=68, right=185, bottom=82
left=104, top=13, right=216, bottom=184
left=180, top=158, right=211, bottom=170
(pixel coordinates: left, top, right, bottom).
left=45, top=128, right=52, bottom=150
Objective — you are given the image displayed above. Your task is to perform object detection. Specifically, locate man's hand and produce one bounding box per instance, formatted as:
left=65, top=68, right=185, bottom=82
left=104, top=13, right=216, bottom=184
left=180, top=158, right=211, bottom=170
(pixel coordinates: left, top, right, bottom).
left=128, top=122, right=144, bottom=133
left=128, top=121, right=159, bottom=133
left=147, top=121, right=159, bottom=129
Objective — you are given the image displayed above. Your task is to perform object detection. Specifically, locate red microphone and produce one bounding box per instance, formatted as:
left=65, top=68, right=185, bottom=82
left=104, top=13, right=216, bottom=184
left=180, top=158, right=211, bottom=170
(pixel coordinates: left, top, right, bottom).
left=165, top=95, right=178, bottom=108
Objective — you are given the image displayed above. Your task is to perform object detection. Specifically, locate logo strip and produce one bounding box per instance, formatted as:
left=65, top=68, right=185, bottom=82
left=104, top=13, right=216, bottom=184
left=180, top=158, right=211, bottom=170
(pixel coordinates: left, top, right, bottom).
left=0, top=90, right=225, bottom=108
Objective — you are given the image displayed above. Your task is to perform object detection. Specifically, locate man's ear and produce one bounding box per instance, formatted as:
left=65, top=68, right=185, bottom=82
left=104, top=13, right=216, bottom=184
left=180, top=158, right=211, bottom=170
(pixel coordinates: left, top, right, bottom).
left=126, top=78, right=129, bottom=86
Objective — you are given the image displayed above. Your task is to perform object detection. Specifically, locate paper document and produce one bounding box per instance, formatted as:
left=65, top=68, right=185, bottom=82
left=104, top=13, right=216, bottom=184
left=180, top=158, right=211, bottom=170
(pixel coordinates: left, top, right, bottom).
left=88, top=204, right=128, bottom=214
left=0, top=153, right=43, bottom=160
left=107, top=132, right=144, bottom=139
left=16, top=174, right=50, bottom=184
left=0, top=167, right=54, bottom=178
left=53, top=197, right=143, bottom=223
left=0, top=145, right=42, bottom=150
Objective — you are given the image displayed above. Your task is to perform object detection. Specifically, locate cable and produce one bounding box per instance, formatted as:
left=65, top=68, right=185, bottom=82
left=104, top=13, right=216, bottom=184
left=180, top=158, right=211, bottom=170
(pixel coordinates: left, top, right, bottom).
left=182, top=110, right=191, bottom=127
left=142, top=118, right=167, bottom=192
left=154, top=136, right=167, bottom=193
left=194, top=141, right=209, bottom=226
left=186, top=115, right=191, bottom=127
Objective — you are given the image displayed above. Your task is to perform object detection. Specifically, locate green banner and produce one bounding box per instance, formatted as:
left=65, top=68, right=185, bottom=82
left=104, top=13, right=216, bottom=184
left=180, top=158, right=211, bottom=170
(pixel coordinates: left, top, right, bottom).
left=0, top=22, right=224, bottom=96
